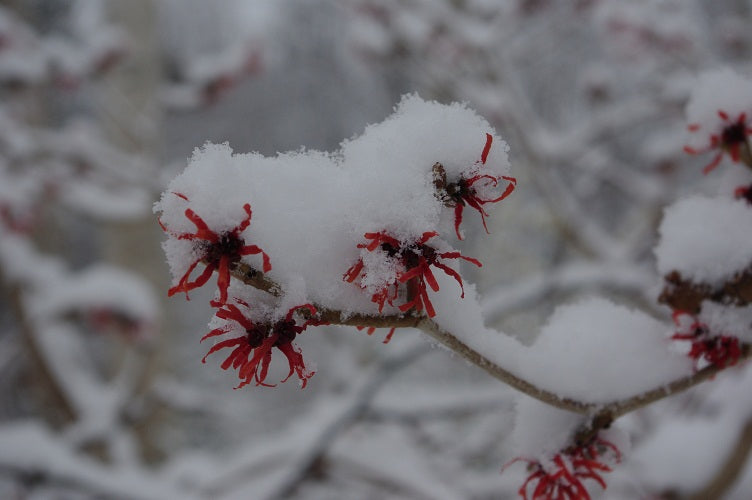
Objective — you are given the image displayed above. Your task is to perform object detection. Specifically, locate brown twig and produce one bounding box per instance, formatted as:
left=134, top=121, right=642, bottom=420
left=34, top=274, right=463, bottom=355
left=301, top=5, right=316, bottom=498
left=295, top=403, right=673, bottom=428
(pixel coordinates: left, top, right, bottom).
left=659, top=268, right=752, bottom=314
left=688, top=413, right=752, bottom=500
left=230, top=265, right=751, bottom=419
left=1, top=274, right=76, bottom=424
left=232, top=261, right=283, bottom=296
left=419, top=318, right=752, bottom=416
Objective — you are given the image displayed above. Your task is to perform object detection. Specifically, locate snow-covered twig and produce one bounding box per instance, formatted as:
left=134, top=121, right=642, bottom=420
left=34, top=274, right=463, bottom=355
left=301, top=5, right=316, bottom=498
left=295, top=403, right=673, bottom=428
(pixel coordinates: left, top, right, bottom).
left=198, top=341, right=428, bottom=500
left=230, top=263, right=751, bottom=419
left=0, top=423, right=193, bottom=500
left=2, top=278, right=76, bottom=422
left=688, top=416, right=752, bottom=500
left=481, top=260, right=655, bottom=322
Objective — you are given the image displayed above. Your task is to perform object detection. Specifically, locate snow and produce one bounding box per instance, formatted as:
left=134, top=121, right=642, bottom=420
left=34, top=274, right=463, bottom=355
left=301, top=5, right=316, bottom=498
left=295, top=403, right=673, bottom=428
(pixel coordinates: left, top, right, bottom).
left=329, top=425, right=465, bottom=500
left=59, top=181, right=152, bottom=219
left=593, top=0, right=698, bottom=60
left=32, top=264, right=158, bottom=326
left=0, top=2, right=125, bottom=87
left=157, top=95, right=707, bottom=407
left=629, top=415, right=739, bottom=494
left=685, top=68, right=752, bottom=151
left=0, top=421, right=193, bottom=500
left=432, top=280, right=692, bottom=403
left=510, top=397, right=584, bottom=458
left=151, top=80, right=752, bottom=498
left=655, top=196, right=752, bottom=285
left=348, top=16, right=393, bottom=56
left=699, top=301, right=752, bottom=344
left=0, top=232, right=65, bottom=287
left=516, top=298, right=692, bottom=402
left=156, top=94, right=511, bottom=315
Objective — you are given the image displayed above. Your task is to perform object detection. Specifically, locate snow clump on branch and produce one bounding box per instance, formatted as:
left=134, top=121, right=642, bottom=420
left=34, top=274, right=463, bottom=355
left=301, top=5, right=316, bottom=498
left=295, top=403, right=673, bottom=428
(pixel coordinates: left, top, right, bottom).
left=155, top=94, right=514, bottom=318
left=155, top=94, right=516, bottom=389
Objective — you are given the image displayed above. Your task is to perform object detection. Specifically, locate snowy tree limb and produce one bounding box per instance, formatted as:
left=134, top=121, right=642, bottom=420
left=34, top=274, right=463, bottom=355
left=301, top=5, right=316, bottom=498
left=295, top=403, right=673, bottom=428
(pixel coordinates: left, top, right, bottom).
left=481, top=260, right=655, bottom=323
left=688, top=415, right=752, bottom=500
left=231, top=264, right=752, bottom=420
left=2, top=278, right=77, bottom=422
left=198, top=341, right=428, bottom=500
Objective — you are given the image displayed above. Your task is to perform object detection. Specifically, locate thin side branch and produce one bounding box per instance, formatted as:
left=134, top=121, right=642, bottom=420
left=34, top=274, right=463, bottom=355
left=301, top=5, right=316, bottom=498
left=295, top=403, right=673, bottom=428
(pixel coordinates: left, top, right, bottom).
left=419, top=318, right=752, bottom=417
left=415, top=317, right=590, bottom=413
left=232, top=261, right=422, bottom=328
left=659, top=268, right=752, bottom=314
left=1, top=270, right=76, bottom=423
left=232, top=261, right=283, bottom=296
left=230, top=265, right=751, bottom=420
left=689, top=414, right=752, bottom=500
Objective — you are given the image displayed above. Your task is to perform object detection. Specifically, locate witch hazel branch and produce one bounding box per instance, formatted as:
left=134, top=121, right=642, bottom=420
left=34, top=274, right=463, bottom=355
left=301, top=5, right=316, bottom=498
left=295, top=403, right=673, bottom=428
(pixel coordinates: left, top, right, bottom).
left=157, top=82, right=752, bottom=498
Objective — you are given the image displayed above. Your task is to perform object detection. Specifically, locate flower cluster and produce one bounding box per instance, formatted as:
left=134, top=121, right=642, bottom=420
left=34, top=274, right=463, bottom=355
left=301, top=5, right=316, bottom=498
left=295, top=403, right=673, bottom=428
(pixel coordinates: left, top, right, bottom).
left=671, top=311, right=742, bottom=370
left=344, top=231, right=481, bottom=318
left=202, top=301, right=324, bottom=388
left=159, top=194, right=325, bottom=388
left=505, top=438, right=621, bottom=500
left=160, top=194, right=271, bottom=305
left=341, top=134, right=509, bottom=335
left=433, top=133, right=517, bottom=240
left=158, top=99, right=517, bottom=396
left=684, top=110, right=752, bottom=174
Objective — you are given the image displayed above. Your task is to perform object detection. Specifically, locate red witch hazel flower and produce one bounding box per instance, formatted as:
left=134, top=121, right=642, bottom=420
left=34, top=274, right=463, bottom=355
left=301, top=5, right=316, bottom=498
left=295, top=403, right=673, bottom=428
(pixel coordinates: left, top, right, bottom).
left=504, top=437, right=621, bottom=500
left=671, top=310, right=742, bottom=369
left=201, top=300, right=326, bottom=389
left=433, top=133, right=517, bottom=239
left=344, top=231, right=481, bottom=318
left=160, top=194, right=271, bottom=305
left=684, top=110, right=752, bottom=174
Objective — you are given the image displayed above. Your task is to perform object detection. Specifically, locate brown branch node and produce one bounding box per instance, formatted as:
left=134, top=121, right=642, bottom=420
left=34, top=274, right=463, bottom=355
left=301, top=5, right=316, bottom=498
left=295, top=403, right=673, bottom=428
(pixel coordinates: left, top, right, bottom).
left=659, top=267, right=752, bottom=314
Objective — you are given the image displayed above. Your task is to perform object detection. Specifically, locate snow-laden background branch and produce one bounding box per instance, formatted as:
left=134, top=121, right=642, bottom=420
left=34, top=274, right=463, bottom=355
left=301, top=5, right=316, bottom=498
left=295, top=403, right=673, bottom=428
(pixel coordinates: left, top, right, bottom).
left=3, top=1, right=752, bottom=499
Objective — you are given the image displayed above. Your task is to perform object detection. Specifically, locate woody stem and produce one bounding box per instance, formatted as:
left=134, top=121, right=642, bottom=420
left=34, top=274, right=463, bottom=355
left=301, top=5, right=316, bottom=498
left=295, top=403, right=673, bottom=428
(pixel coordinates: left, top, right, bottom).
left=230, top=264, right=750, bottom=420
left=742, top=140, right=752, bottom=169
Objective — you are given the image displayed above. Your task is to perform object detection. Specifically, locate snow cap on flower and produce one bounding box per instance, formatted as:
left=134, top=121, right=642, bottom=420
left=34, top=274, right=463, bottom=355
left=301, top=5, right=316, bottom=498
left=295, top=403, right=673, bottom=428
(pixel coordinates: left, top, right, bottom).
left=685, top=68, right=752, bottom=140
left=201, top=287, right=322, bottom=389
left=343, top=230, right=481, bottom=317
left=506, top=398, right=628, bottom=500
left=341, top=93, right=513, bottom=239
left=698, top=301, right=752, bottom=344
left=655, top=196, right=752, bottom=286
left=519, top=298, right=692, bottom=403
left=156, top=95, right=512, bottom=316
left=511, top=397, right=585, bottom=458
left=684, top=68, right=752, bottom=173
left=670, top=310, right=742, bottom=370
left=158, top=193, right=270, bottom=305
